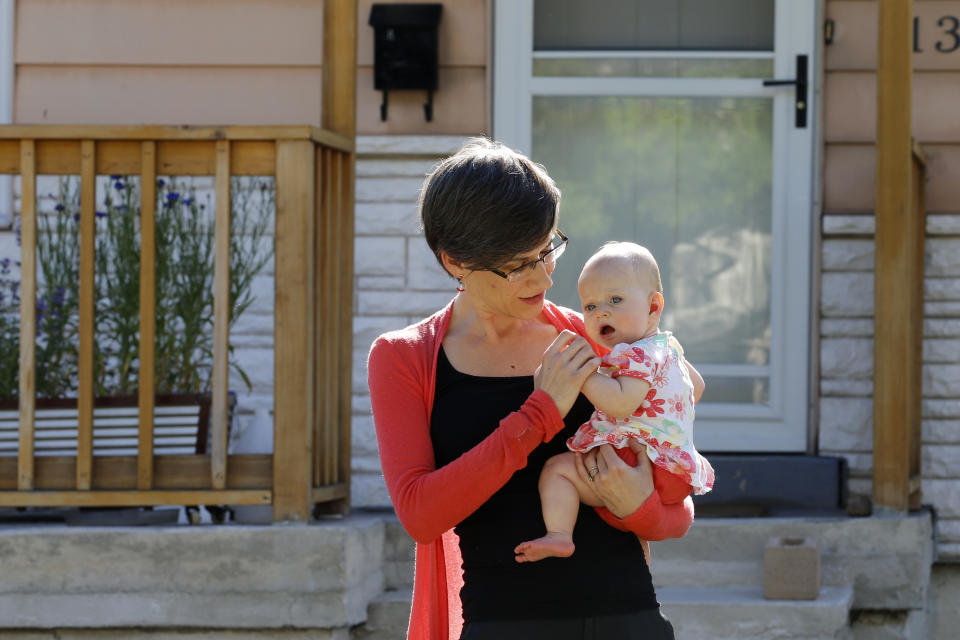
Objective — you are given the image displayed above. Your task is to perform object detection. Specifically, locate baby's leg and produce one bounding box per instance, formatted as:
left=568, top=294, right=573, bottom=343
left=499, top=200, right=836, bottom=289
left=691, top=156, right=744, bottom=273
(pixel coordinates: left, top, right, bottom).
left=514, top=451, right=603, bottom=563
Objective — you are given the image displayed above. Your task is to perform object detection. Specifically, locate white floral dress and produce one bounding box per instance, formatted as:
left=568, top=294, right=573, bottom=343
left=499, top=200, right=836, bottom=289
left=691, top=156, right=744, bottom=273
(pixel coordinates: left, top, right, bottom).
left=567, top=332, right=715, bottom=495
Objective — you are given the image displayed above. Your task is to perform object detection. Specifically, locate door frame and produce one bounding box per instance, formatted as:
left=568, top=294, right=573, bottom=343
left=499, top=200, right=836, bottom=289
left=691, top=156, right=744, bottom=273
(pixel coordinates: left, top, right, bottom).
left=492, top=0, right=821, bottom=452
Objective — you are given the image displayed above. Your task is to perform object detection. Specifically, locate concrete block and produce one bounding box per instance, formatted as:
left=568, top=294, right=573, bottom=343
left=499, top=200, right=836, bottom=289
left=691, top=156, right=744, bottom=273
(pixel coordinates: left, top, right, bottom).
left=926, top=301, right=960, bottom=317
left=822, top=214, right=875, bottom=236
left=649, top=514, right=933, bottom=609
left=922, top=445, right=960, bottom=478
left=763, top=536, right=820, bottom=600
left=924, top=365, right=960, bottom=397
left=819, top=397, right=873, bottom=451
left=820, top=338, right=873, bottom=378
left=0, top=516, right=388, bottom=628
left=923, top=419, right=960, bottom=444
left=357, top=135, right=466, bottom=156
left=925, top=319, right=960, bottom=338
left=927, top=238, right=960, bottom=276
left=356, top=159, right=437, bottom=179
left=822, top=239, right=874, bottom=270
left=820, top=318, right=874, bottom=337
left=355, top=178, right=424, bottom=204
left=407, top=238, right=454, bottom=291
left=820, top=379, right=873, bottom=396
left=926, top=277, right=960, bottom=301
left=355, top=203, right=420, bottom=236
left=354, top=316, right=409, bottom=346
left=923, top=479, right=960, bottom=518
left=822, top=272, right=874, bottom=317
left=924, top=339, right=960, bottom=363
left=931, top=564, right=960, bottom=640
left=924, top=399, right=960, bottom=419
left=357, top=290, right=453, bottom=317
left=354, top=237, right=405, bottom=276
left=659, top=585, right=852, bottom=640
left=357, top=276, right=407, bottom=290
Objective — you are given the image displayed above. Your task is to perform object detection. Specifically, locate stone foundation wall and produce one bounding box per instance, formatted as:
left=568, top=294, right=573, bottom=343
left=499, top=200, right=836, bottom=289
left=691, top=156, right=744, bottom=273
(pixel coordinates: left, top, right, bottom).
left=819, top=213, right=960, bottom=560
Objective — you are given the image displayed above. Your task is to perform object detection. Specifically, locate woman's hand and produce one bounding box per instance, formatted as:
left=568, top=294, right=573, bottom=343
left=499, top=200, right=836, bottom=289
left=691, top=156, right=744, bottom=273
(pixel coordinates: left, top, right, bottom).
left=575, top=440, right=654, bottom=519
left=534, top=330, right=600, bottom=417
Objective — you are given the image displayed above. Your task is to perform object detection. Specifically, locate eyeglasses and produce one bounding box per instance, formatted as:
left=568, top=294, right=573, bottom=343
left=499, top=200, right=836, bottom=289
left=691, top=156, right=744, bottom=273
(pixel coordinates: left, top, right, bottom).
left=485, top=230, right=569, bottom=283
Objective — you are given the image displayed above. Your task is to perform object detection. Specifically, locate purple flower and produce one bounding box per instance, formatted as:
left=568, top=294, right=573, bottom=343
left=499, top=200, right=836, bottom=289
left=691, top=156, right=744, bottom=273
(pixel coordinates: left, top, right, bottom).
left=14, top=218, right=21, bottom=247
left=114, top=181, right=124, bottom=191
left=166, top=192, right=180, bottom=203
left=95, top=210, right=107, bottom=218
left=73, top=214, right=81, bottom=222
left=54, top=203, right=65, bottom=212
left=52, top=286, right=65, bottom=306
left=157, top=179, right=166, bottom=188
left=184, top=197, right=194, bottom=206
left=0, top=257, right=9, bottom=271
left=110, top=175, right=122, bottom=180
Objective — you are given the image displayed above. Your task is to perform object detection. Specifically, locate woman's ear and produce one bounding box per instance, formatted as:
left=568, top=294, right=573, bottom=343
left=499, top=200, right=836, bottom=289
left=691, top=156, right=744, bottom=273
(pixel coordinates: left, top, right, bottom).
left=439, top=250, right=465, bottom=280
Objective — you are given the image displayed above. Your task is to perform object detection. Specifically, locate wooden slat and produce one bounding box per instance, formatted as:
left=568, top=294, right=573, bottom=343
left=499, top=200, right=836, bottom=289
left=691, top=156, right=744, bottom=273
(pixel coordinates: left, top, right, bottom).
left=35, top=139, right=81, bottom=174
left=0, top=489, right=271, bottom=508
left=138, top=141, right=157, bottom=490
left=98, top=140, right=142, bottom=175
left=211, top=139, right=231, bottom=490
left=310, top=483, right=349, bottom=504
left=0, top=454, right=273, bottom=491
left=323, top=148, right=339, bottom=487
left=157, top=141, right=216, bottom=176
left=0, top=125, right=319, bottom=141
left=77, top=141, right=97, bottom=491
left=337, top=150, right=355, bottom=508
left=17, top=140, right=37, bottom=491
left=312, top=145, right=327, bottom=485
left=322, top=0, right=358, bottom=139
left=232, top=140, right=276, bottom=175
left=873, top=0, right=915, bottom=514
left=273, top=139, right=316, bottom=522
left=0, top=135, right=295, bottom=175
left=0, top=139, right=18, bottom=173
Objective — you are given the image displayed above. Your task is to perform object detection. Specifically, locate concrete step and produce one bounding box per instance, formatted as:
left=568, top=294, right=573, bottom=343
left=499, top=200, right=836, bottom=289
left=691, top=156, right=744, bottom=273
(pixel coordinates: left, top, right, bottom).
left=383, top=517, right=414, bottom=590
left=648, top=515, right=932, bottom=610
left=351, top=590, right=410, bottom=640
left=659, top=585, right=854, bottom=640
left=351, top=586, right=854, bottom=640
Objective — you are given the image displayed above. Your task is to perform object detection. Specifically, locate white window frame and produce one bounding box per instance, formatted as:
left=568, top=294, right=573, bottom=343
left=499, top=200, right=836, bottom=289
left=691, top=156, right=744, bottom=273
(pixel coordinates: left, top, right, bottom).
left=493, top=0, right=820, bottom=452
left=0, top=0, right=14, bottom=228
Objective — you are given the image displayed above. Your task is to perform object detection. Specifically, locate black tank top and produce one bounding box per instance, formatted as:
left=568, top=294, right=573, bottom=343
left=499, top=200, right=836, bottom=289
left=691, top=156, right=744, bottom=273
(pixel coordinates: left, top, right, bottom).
left=431, top=346, right=658, bottom=622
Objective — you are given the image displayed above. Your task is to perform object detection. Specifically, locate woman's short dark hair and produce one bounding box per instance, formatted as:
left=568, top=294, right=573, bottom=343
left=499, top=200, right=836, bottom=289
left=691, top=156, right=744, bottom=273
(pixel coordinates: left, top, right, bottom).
left=419, top=137, right=560, bottom=275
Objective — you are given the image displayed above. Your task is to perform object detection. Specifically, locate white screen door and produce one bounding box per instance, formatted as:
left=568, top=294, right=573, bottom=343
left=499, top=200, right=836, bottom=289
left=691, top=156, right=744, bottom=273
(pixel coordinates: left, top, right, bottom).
left=494, top=0, right=818, bottom=451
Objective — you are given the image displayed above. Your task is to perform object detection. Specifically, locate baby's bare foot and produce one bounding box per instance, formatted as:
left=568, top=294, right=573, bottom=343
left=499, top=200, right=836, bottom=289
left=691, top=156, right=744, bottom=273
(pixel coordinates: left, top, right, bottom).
left=513, top=533, right=575, bottom=563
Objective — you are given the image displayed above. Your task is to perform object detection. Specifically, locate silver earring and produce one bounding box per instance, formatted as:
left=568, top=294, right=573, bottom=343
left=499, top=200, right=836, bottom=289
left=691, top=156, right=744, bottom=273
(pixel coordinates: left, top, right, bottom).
left=456, top=277, right=465, bottom=292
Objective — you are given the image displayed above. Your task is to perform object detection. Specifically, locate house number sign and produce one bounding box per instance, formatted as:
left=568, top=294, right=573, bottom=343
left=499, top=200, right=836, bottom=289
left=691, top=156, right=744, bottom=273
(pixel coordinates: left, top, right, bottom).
left=913, top=14, right=960, bottom=53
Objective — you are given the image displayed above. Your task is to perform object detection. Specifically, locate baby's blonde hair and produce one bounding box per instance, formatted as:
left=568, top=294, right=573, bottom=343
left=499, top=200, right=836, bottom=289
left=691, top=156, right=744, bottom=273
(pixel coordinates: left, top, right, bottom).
left=588, top=241, right=663, bottom=293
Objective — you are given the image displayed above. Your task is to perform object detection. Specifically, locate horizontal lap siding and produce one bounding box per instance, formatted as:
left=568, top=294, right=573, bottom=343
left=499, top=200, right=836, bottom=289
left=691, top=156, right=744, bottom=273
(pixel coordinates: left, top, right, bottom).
left=823, top=0, right=960, bottom=556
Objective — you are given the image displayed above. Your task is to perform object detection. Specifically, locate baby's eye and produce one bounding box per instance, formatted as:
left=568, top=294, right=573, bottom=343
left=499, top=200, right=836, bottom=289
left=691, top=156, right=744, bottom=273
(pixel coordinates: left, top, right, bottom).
left=611, top=296, right=623, bottom=304
left=584, top=303, right=596, bottom=311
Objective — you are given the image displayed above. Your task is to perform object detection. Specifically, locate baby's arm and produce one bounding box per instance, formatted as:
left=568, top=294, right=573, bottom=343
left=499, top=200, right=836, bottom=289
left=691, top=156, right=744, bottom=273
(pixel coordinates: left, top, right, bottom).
left=582, top=372, right=651, bottom=420
left=684, top=358, right=705, bottom=403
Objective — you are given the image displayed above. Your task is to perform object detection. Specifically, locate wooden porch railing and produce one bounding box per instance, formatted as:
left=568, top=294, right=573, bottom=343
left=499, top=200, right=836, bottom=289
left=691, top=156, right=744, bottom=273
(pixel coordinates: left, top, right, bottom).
left=0, top=125, right=354, bottom=521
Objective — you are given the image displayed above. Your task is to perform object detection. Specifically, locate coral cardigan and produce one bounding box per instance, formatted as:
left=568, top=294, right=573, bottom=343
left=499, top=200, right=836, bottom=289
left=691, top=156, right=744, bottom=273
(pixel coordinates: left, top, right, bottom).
left=367, top=299, right=695, bottom=640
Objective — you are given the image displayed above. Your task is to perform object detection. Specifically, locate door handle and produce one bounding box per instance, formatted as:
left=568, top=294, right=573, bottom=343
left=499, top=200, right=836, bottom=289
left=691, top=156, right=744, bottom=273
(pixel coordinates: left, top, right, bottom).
left=763, top=54, right=808, bottom=128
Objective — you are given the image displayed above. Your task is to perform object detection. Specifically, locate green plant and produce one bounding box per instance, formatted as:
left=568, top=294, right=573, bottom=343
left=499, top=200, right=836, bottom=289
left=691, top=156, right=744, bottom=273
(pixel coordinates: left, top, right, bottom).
left=0, top=175, right=274, bottom=399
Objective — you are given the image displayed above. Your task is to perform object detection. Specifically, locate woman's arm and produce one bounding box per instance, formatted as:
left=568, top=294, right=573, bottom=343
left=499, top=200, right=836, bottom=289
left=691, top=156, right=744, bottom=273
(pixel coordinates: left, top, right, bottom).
left=368, top=331, right=598, bottom=545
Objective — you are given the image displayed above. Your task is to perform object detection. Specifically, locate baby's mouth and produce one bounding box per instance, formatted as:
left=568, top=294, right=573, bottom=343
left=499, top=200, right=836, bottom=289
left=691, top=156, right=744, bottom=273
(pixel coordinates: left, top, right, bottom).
left=600, top=324, right=615, bottom=337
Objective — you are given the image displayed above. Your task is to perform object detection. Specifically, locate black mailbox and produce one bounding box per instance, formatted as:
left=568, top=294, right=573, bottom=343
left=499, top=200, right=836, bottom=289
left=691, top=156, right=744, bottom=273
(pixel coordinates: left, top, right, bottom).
left=368, top=3, right=442, bottom=122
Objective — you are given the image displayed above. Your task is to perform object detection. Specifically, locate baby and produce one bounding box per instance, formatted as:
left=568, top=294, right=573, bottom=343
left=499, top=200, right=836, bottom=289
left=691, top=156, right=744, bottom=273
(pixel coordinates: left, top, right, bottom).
left=515, top=242, right=714, bottom=563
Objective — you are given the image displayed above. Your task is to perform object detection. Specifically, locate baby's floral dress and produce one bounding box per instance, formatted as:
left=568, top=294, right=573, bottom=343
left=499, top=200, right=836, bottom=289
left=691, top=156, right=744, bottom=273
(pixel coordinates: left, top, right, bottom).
left=567, top=332, right=715, bottom=495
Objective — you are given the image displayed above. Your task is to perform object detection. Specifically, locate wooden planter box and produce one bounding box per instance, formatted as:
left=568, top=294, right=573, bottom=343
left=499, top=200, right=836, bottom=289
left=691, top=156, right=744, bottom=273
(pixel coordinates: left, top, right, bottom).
left=0, top=393, right=235, bottom=458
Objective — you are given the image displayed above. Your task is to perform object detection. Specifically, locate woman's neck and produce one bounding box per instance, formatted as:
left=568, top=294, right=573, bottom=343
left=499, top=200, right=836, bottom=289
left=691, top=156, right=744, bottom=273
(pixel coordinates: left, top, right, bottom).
left=448, top=294, right=542, bottom=344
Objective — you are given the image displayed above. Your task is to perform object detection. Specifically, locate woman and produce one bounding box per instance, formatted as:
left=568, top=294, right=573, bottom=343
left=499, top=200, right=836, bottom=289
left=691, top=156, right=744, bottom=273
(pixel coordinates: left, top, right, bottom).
left=367, top=138, right=694, bottom=640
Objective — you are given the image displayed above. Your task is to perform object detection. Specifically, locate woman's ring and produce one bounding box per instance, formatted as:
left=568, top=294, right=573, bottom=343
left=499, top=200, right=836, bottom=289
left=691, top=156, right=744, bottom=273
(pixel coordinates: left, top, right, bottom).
left=588, top=467, right=600, bottom=480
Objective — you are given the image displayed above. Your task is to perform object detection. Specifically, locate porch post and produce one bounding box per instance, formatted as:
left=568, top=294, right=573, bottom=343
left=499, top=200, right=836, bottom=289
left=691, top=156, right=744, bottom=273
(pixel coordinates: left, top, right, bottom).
left=873, top=0, right=920, bottom=512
